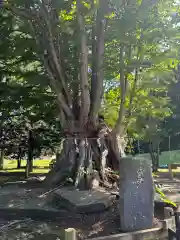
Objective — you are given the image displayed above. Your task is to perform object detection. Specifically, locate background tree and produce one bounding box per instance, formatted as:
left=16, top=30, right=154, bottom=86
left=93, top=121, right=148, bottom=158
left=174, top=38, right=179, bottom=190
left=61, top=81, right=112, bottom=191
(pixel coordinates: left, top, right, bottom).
left=0, top=10, right=62, bottom=172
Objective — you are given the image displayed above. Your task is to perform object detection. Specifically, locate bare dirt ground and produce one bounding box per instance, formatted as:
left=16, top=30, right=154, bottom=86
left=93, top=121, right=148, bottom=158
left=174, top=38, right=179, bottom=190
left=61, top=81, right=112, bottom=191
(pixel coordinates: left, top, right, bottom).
left=0, top=171, right=178, bottom=239
left=0, top=173, right=122, bottom=239
left=0, top=184, right=121, bottom=239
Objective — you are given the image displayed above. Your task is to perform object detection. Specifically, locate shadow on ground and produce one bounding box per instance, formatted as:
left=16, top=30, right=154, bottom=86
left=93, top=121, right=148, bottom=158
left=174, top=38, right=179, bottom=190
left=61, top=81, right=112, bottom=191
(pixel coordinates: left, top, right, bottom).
left=0, top=171, right=47, bottom=189
left=0, top=169, right=178, bottom=239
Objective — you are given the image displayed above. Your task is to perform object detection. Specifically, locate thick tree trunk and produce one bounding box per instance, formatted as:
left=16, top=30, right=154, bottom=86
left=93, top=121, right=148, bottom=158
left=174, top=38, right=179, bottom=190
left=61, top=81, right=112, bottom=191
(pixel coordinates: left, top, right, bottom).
left=45, top=138, right=95, bottom=188
left=45, top=138, right=86, bottom=188
left=45, top=132, right=126, bottom=188
left=0, top=149, right=4, bottom=170
left=107, top=132, right=126, bottom=170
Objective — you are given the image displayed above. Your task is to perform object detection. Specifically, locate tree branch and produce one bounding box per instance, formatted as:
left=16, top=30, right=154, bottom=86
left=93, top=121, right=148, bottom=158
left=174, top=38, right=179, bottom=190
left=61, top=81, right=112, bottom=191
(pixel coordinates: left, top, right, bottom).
left=5, top=4, right=35, bottom=19
left=38, top=1, right=71, bottom=106
left=90, top=0, right=108, bottom=123
left=124, top=38, right=143, bottom=132
left=27, top=21, right=73, bottom=119
left=6, top=1, right=72, bottom=116
left=113, top=45, right=129, bottom=135
left=123, top=68, right=138, bottom=132
left=76, top=0, right=90, bottom=126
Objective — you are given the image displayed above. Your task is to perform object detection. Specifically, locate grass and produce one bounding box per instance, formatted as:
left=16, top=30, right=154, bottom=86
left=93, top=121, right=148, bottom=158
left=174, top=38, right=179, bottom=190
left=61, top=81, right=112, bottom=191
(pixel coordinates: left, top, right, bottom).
left=158, top=169, right=180, bottom=173
left=1, top=159, right=51, bottom=174
left=1, top=149, right=180, bottom=175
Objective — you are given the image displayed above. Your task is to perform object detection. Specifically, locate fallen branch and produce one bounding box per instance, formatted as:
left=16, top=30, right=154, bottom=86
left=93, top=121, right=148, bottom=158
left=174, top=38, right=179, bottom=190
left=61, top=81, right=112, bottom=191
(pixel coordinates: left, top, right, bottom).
left=0, top=218, right=32, bottom=233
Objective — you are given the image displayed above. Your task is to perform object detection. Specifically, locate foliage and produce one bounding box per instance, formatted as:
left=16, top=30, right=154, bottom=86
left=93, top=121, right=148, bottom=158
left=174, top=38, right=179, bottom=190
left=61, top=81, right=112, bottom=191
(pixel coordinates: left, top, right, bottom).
left=0, top=0, right=178, bottom=181
left=0, top=10, right=62, bottom=158
left=3, top=0, right=178, bottom=135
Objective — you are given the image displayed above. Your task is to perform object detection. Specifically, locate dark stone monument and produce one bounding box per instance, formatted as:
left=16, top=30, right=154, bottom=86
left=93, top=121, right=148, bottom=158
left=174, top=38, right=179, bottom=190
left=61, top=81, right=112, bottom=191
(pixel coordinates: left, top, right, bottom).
left=119, top=157, right=154, bottom=232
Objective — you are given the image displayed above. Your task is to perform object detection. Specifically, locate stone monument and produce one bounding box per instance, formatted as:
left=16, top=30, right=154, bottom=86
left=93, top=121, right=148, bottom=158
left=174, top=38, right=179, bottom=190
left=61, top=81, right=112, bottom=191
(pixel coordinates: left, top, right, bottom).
left=119, top=157, right=154, bottom=232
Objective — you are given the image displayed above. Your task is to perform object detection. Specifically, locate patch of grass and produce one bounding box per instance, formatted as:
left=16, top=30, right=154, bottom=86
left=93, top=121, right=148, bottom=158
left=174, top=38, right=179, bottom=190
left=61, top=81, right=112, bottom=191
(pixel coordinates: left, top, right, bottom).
left=158, top=168, right=180, bottom=173
left=1, top=159, right=51, bottom=174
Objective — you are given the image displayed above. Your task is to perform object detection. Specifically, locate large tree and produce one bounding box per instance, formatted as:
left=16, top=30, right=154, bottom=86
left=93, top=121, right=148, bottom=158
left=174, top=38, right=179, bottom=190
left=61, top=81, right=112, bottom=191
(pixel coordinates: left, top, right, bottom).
left=4, top=0, right=179, bottom=188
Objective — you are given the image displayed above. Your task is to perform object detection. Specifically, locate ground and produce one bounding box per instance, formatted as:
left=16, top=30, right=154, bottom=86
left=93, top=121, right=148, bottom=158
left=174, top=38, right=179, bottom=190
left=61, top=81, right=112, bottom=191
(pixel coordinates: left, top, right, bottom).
left=0, top=158, right=179, bottom=239
left=0, top=177, right=121, bottom=239
left=0, top=159, right=121, bottom=239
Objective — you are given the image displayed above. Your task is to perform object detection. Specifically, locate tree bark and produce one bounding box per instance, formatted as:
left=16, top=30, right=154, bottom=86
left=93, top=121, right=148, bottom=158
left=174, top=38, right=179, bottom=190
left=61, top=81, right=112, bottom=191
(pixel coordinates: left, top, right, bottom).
left=90, top=0, right=107, bottom=122
left=26, top=130, right=34, bottom=177
left=45, top=138, right=94, bottom=188
left=76, top=0, right=90, bottom=126
left=0, top=149, right=4, bottom=170
left=148, top=138, right=161, bottom=173
left=45, top=123, right=126, bottom=188
left=17, top=147, right=22, bottom=169
left=17, top=158, right=21, bottom=169
left=107, top=131, right=126, bottom=170
left=112, top=45, right=128, bottom=161
left=25, top=161, right=30, bottom=179
left=168, top=164, right=173, bottom=180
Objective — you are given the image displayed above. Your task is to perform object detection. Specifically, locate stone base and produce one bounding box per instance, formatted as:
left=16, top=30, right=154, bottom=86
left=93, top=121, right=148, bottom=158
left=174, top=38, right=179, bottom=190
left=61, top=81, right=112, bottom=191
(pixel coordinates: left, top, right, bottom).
left=54, top=187, right=115, bottom=213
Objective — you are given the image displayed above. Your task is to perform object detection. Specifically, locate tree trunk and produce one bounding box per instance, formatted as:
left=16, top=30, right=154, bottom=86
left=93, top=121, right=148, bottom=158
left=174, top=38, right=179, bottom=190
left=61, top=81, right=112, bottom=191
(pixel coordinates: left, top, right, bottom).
left=168, top=164, right=173, bottom=180
left=25, top=130, right=34, bottom=178
left=149, top=142, right=159, bottom=172
left=28, top=130, right=33, bottom=173
left=107, top=132, right=126, bottom=170
left=17, top=147, right=22, bottom=169
left=0, top=149, right=4, bottom=170
left=45, top=132, right=126, bottom=188
left=25, top=160, right=30, bottom=179
left=17, top=158, right=21, bottom=169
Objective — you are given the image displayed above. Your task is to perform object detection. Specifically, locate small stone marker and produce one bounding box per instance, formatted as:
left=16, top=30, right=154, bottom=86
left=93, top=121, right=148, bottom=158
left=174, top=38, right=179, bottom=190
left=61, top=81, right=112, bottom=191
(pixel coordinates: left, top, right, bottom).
left=119, top=157, right=154, bottom=232
left=65, top=228, right=76, bottom=240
